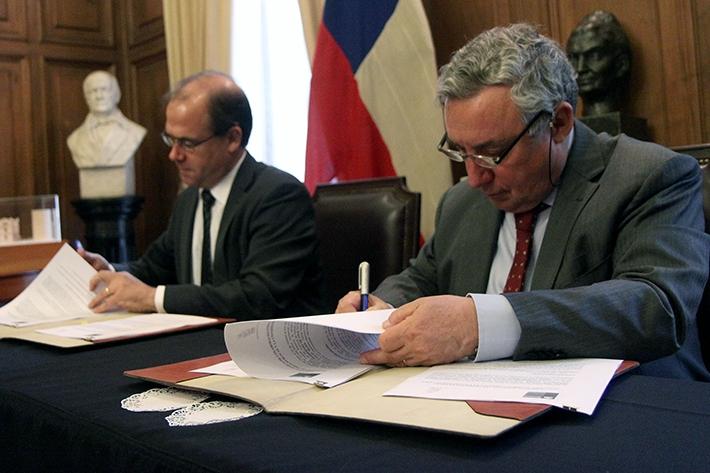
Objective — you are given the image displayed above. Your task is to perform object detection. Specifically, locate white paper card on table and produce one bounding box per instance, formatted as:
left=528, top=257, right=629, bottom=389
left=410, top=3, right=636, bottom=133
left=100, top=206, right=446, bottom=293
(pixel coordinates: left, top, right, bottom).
left=35, top=313, right=216, bottom=341
left=165, top=401, right=263, bottom=426
left=0, top=243, right=100, bottom=327
left=384, top=358, right=622, bottom=415
left=121, top=387, right=210, bottom=412
left=191, top=360, right=249, bottom=378
left=223, top=309, right=392, bottom=388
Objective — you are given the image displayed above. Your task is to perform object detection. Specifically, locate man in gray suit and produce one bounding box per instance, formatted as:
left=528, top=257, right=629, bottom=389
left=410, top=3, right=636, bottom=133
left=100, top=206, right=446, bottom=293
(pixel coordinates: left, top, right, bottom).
left=338, top=24, right=709, bottom=380
left=81, top=71, right=325, bottom=320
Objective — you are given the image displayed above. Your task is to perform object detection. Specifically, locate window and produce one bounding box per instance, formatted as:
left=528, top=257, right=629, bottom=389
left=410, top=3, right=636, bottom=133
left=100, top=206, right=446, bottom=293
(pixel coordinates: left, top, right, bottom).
left=231, top=0, right=311, bottom=181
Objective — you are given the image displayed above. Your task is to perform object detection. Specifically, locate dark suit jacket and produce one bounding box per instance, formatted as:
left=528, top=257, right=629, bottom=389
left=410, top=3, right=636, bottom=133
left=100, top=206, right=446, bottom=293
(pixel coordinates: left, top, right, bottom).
left=375, top=121, right=710, bottom=380
left=127, top=154, right=326, bottom=319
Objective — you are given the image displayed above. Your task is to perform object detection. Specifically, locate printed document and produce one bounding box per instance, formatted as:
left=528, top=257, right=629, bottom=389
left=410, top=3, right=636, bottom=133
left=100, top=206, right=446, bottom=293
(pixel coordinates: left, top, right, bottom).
left=0, top=243, right=100, bottom=327
left=35, top=313, right=217, bottom=342
left=385, top=358, right=622, bottom=415
left=223, top=310, right=392, bottom=388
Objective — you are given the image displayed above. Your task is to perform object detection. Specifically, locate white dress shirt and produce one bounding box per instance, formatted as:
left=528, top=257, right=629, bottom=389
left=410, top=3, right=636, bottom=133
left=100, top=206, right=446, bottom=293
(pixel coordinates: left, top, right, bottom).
left=154, top=150, right=246, bottom=312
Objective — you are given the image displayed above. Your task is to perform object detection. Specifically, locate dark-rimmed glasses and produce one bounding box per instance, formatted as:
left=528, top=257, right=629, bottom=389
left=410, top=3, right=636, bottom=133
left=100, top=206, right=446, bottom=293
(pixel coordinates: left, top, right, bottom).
left=437, top=110, right=547, bottom=168
left=161, top=131, right=216, bottom=151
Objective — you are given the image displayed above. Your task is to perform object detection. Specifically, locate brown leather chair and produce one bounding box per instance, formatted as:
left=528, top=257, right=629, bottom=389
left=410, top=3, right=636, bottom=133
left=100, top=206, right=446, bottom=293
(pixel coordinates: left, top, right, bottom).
left=313, top=177, right=421, bottom=311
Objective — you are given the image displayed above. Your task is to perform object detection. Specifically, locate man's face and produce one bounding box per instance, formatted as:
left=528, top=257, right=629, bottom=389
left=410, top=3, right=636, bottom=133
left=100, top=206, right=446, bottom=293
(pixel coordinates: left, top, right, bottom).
left=444, top=86, right=554, bottom=214
left=84, top=74, right=119, bottom=114
left=164, top=94, right=239, bottom=189
left=567, top=31, right=616, bottom=95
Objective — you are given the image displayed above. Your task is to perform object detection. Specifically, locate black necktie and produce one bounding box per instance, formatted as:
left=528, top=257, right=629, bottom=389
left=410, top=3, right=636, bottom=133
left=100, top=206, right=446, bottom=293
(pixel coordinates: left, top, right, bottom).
left=201, top=189, right=216, bottom=285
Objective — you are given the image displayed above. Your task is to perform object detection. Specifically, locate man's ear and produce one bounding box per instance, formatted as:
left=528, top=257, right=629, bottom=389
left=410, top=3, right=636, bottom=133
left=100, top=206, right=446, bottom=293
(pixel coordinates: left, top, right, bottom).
left=551, top=102, right=574, bottom=143
left=227, top=125, right=243, bottom=152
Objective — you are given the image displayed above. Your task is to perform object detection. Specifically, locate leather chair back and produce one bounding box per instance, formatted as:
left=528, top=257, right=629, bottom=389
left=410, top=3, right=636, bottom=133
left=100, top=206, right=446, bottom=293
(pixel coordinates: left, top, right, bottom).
left=313, top=177, right=421, bottom=311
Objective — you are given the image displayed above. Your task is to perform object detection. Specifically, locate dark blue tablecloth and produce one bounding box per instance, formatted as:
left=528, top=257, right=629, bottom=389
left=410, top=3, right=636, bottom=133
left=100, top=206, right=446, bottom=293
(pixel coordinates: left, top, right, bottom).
left=1, top=328, right=709, bottom=473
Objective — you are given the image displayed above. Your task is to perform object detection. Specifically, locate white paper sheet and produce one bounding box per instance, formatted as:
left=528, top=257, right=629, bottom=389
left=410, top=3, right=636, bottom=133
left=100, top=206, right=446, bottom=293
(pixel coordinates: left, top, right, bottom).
left=191, top=360, right=249, bottom=378
left=35, top=313, right=217, bottom=341
left=385, top=358, right=622, bottom=415
left=223, top=310, right=392, bottom=388
left=0, top=243, right=100, bottom=327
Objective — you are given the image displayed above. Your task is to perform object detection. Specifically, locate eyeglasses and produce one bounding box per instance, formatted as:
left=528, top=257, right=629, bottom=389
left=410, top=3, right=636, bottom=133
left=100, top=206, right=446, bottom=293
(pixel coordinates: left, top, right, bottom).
left=161, top=131, right=216, bottom=151
left=437, top=110, right=548, bottom=169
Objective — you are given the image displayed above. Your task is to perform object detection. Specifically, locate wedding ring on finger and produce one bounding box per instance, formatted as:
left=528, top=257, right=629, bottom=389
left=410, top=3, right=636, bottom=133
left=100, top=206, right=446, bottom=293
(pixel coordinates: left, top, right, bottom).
left=104, top=287, right=112, bottom=296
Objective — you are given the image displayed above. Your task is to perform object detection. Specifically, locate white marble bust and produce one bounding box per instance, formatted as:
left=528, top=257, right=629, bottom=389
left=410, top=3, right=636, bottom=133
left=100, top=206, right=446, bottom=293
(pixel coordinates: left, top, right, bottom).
left=67, top=70, right=146, bottom=198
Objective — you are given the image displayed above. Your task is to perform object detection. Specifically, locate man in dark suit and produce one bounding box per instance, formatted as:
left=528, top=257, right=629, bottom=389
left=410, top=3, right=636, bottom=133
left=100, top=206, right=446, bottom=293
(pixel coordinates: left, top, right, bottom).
left=337, top=24, right=709, bottom=380
left=82, top=71, right=325, bottom=320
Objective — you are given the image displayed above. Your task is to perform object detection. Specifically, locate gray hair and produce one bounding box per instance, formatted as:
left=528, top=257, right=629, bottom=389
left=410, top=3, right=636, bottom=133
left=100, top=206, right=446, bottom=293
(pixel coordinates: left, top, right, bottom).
left=437, top=23, right=578, bottom=133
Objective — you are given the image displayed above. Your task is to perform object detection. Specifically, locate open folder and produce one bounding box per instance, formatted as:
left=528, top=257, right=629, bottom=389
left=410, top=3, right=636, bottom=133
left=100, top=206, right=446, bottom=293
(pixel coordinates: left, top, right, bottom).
left=0, top=243, right=232, bottom=347
left=125, top=354, right=637, bottom=438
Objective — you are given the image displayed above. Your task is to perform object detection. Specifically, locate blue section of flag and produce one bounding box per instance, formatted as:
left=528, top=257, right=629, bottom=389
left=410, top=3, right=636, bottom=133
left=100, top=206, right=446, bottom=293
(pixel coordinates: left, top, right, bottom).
left=322, top=0, right=398, bottom=73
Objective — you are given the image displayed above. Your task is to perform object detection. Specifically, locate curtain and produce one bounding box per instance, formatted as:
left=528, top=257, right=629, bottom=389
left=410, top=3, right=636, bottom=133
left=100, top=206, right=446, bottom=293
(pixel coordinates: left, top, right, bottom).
left=298, top=0, right=324, bottom=67
left=162, top=0, right=232, bottom=86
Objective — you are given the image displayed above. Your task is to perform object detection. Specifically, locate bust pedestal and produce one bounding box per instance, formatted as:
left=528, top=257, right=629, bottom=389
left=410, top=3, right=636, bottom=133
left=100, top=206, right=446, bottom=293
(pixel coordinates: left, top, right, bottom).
left=580, top=112, right=650, bottom=141
left=72, top=196, right=144, bottom=264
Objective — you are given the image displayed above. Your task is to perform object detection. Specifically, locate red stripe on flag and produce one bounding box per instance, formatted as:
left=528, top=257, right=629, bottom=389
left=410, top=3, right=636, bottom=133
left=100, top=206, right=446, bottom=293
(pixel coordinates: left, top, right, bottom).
left=305, top=23, right=396, bottom=194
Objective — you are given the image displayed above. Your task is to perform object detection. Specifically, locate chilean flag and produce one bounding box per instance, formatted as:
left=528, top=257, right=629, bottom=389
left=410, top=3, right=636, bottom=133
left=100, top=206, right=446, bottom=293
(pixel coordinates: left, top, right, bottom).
left=304, top=0, right=451, bottom=238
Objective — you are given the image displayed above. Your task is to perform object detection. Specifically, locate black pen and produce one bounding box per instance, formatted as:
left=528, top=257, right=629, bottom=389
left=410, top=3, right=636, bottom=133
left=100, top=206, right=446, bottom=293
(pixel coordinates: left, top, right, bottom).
left=358, top=261, right=369, bottom=310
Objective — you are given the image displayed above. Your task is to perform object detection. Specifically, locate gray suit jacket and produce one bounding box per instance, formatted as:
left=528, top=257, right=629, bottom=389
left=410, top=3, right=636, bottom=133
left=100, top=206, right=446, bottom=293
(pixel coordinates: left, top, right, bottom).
left=127, top=154, right=326, bottom=319
left=375, top=121, right=710, bottom=380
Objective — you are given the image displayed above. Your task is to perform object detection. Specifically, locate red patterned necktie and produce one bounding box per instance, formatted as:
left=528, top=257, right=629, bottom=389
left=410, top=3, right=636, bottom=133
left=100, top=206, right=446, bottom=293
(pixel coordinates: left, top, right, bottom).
left=503, top=207, right=541, bottom=293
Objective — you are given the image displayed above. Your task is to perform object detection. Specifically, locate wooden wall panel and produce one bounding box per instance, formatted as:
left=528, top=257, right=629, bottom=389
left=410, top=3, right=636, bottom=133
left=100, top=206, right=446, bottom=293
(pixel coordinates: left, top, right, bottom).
left=0, top=56, right=32, bottom=197
left=44, top=61, right=113, bottom=243
left=693, top=0, right=710, bottom=142
left=0, top=0, right=27, bottom=40
left=126, top=0, right=163, bottom=47
left=555, top=0, right=702, bottom=146
left=130, top=54, right=175, bottom=252
left=41, top=0, right=113, bottom=47
left=424, top=0, right=708, bottom=150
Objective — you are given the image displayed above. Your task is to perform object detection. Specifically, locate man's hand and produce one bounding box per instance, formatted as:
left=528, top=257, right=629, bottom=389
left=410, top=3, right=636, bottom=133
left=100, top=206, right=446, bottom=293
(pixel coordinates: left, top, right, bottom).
left=359, top=295, right=479, bottom=367
left=88, top=271, right=157, bottom=313
left=336, top=291, right=390, bottom=313
left=77, top=248, right=112, bottom=272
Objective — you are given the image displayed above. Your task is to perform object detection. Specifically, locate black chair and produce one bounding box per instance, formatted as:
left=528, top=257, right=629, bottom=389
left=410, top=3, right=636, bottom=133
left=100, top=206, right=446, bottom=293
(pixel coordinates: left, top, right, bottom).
left=313, top=177, right=421, bottom=311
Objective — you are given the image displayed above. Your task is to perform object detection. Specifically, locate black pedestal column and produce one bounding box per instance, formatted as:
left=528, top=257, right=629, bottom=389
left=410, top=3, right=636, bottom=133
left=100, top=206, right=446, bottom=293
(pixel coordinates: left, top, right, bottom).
left=72, top=196, right=144, bottom=264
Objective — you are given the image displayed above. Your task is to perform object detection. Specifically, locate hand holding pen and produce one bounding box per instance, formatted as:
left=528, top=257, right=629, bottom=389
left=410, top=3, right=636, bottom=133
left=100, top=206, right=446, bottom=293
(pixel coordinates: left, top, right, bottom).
left=359, top=261, right=369, bottom=310
left=334, top=263, right=390, bottom=313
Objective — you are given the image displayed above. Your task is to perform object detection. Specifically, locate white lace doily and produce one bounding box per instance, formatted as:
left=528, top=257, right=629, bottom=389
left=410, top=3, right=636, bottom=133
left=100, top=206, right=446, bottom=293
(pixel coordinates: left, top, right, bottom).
left=121, top=387, right=210, bottom=412
left=165, top=401, right=263, bottom=426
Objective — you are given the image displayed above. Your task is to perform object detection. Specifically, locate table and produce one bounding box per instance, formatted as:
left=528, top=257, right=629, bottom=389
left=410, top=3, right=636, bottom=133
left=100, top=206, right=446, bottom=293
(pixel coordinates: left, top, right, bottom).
left=1, top=327, right=709, bottom=473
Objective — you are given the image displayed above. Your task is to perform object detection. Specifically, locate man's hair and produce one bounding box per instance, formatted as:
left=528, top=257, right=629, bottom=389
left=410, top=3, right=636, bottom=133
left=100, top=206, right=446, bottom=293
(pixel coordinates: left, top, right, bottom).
left=164, top=70, right=253, bottom=147
left=437, top=23, right=578, bottom=133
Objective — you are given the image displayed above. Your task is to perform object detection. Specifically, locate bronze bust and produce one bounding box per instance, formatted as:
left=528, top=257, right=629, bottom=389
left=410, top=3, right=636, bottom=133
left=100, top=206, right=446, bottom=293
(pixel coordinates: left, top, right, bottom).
left=566, top=11, right=631, bottom=117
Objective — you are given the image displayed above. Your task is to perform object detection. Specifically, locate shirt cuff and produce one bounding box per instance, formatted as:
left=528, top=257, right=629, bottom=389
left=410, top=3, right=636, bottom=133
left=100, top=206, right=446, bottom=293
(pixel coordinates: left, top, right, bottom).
left=154, top=285, right=167, bottom=313
left=467, top=293, right=521, bottom=362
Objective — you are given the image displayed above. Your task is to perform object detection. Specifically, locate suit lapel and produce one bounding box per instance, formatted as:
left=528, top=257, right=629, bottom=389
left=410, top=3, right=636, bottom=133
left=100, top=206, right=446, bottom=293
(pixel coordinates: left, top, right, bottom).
left=452, top=189, right=502, bottom=293
left=212, top=153, right=258, bottom=277
left=472, top=201, right=503, bottom=292
left=178, top=187, right=199, bottom=284
left=531, top=121, right=608, bottom=290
